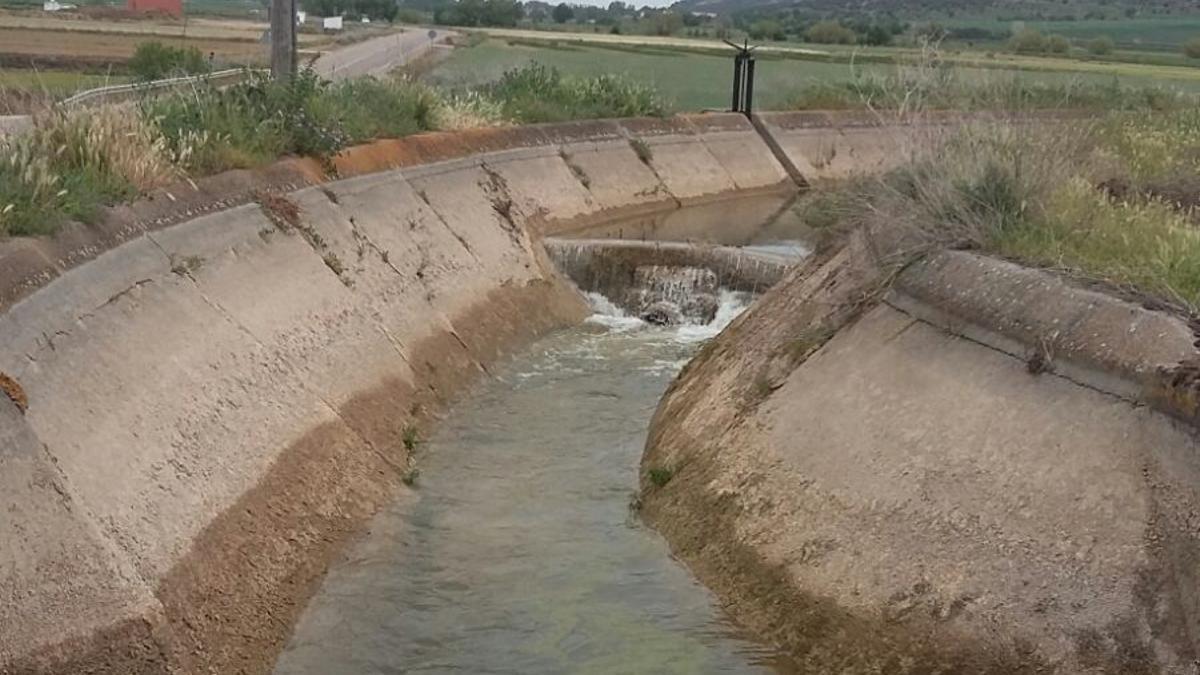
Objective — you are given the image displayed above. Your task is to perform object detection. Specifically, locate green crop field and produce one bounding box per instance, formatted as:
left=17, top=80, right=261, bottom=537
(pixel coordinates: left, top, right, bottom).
left=428, top=37, right=1200, bottom=111
left=944, top=16, right=1200, bottom=51
left=0, top=69, right=131, bottom=94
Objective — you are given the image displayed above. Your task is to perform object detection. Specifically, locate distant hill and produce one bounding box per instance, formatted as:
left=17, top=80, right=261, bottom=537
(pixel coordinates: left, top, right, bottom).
left=672, top=0, right=1200, bottom=20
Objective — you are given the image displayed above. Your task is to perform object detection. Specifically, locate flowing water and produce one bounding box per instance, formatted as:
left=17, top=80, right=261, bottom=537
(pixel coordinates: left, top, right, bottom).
left=273, top=291, right=784, bottom=675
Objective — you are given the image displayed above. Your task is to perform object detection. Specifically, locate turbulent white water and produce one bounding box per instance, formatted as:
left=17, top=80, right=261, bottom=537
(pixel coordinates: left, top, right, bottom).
left=583, top=289, right=752, bottom=343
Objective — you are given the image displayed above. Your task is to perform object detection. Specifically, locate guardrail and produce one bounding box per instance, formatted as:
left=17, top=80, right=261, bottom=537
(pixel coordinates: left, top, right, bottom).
left=1, top=68, right=265, bottom=137
left=60, top=68, right=264, bottom=107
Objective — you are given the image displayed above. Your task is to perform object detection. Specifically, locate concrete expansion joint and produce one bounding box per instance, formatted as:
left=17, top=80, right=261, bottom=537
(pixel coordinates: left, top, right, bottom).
left=157, top=228, right=408, bottom=479
left=411, top=182, right=482, bottom=263
left=447, top=325, right=491, bottom=377
left=748, top=113, right=809, bottom=189
left=614, top=126, right=680, bottom=207
left=556, top=145, right=596, bottom=204
left=882, top=297, right=1142, bottom=408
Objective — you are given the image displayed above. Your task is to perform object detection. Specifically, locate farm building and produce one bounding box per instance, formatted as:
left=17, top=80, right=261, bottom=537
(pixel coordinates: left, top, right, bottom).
left=127, top=0, right=183, bottom=17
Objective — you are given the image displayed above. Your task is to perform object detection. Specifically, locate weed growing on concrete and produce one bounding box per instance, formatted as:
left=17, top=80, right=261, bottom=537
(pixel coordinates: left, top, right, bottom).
left=256, top=191, right=301, bottom=231
left=787, top=326, right=836, bottom=365
left=401, top=468, right=420, bottom=487
left=629, top=138, right=653, bottom=165
left=170, top=255, right=205, bottom=277
left=322, top=252, right=346, bottom=277
left=402, top=424, right=421, bottom=452
left=560, top=149, right=591, bottom=189
left=0, top=372, right=27, bottom=413
left=648, top=466, right=674, bottom=488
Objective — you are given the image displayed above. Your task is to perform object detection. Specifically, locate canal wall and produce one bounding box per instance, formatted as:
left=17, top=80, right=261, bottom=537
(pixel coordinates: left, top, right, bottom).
left=640, top=230, right=1200, bottom=672
left=0, top=113, right=795, bottom=674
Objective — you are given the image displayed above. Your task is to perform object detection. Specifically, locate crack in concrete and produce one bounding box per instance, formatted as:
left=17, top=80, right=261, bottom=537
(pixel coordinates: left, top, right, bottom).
left=883, top=298, right=1141, bottom=407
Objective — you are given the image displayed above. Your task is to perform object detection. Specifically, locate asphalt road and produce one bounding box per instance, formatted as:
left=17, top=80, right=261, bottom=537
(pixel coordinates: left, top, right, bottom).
left=312, top=28, right=455, bottom=81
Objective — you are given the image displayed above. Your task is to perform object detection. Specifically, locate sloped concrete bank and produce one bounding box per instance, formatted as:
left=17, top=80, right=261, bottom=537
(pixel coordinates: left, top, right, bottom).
left=0, top=113, right=795, bottom=674
left=640, top=231, right=1200, bottom=672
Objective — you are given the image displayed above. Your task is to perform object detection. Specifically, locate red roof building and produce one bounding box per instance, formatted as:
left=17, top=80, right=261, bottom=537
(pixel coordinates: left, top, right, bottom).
left=128, top=0, right=183, bottom=17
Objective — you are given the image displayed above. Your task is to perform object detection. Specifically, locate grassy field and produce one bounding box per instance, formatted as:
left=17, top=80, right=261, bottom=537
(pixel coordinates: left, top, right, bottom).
left=0, top=69, right=130, bottom=93
left=944, top=16, right=1200, bottom=51
left=428, top=37, right=1200, bottom=111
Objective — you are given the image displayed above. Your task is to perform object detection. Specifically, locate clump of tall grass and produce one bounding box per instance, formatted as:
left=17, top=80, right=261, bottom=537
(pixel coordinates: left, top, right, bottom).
left=433, top=91, right=508, bottom=130
left=797, top=73, right=1200, bottom=307
left=997, top=177, right=1200, bottom=305
left=479, top=63, right=668, bottom=123
left=1, top=63, right=672, bottom=239
left=0, top=104, right=175, bottom=236
left=1093, top=107, right=1200, bottom=184
left=145, top=70, right=443, bottom=174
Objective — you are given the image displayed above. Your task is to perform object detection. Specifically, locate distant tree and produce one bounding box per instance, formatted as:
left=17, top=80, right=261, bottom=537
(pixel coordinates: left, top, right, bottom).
left=914, top=22, right=947, bottom=42
left=1086, top=35, right=1114, bottom=55
left=552, top=2, right=573, bottom=23
left=130, top=41, right=209, bottom=81
left=1045, top=34, right=1070, bottom=54
left=805, top=20, right=855, bottom=45
left=748, top=19, right=784, bottom=41
left=651, top=11, right=683, bottom=36
left=436, top=0, right=520, bottom=27
left=860, top=23, right=893, bottom=46
left=1009, top=27, right=1046, bottom=53
left=481, top=0, right=520, bottom=26
left=1185, top=37, right=1200, bottom=59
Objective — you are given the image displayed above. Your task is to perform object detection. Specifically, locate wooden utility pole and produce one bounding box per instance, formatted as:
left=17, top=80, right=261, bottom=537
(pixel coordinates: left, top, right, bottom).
left=270, top=0, right=296, bottom=80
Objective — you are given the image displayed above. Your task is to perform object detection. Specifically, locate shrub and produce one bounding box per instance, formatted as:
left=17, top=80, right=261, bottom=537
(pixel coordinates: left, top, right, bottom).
left=1009, top=27, right=1046, bottom=54
left=748, top=19, right=785, bottom=42
left=1087, top=36, right=1115, bottom=55
left=1184, top=37, right=1200, bottom=59
left=648, top=466, right=673, bottom=487
left=1045, top=34, right=1070, bottom=54
left=129, top=41, right=210, bottom=82
left=805, top=20, right=856, bottom=45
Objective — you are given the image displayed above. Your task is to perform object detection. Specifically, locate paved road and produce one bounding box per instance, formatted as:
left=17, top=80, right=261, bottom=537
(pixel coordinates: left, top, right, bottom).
left=312, top=28, right=455, bottom=81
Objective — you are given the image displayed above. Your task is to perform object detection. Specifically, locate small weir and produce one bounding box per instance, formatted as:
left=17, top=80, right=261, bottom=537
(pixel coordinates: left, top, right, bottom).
left=273, top=286, right=788, bottom=674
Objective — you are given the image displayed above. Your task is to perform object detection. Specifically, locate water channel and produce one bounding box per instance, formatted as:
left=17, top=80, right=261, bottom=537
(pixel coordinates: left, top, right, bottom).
left=273, top=290, right=785, bottom=674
